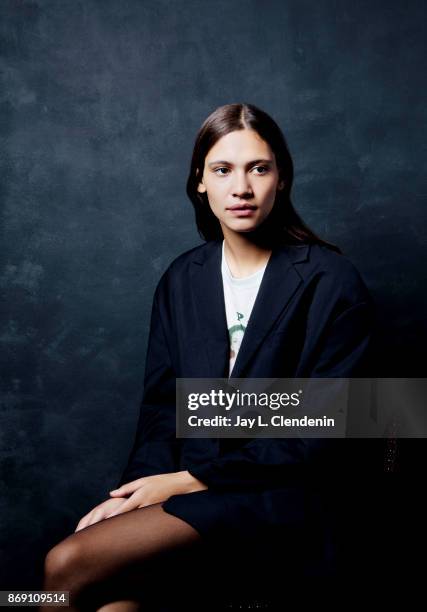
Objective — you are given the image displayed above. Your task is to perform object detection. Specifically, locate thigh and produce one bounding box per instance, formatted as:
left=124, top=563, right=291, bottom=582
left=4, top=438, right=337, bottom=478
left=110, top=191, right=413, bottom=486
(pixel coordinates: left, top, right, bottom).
left=67, top=501, right=201, bottom=571
left=46, top=502, right=205, bottom=608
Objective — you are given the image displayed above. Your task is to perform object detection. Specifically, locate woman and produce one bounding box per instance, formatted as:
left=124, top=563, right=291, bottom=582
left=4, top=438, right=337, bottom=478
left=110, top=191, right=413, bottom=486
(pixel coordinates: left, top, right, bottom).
left=41, top=103, right=375, bottom=611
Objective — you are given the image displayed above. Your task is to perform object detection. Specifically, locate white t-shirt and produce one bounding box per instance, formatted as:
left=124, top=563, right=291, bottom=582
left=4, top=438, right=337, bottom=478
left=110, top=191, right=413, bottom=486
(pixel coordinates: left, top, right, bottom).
left=221, top=240, right=267, bottom=376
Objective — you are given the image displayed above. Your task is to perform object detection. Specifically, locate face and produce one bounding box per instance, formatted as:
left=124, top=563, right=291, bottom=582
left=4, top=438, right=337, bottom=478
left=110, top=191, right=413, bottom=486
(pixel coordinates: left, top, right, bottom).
left=197, top=129, right=284, bottom=237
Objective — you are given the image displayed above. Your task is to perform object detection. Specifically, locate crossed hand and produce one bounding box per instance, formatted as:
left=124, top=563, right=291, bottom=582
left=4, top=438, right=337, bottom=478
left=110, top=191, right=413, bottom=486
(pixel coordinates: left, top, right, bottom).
left=75, top=470, right=207, bottom=532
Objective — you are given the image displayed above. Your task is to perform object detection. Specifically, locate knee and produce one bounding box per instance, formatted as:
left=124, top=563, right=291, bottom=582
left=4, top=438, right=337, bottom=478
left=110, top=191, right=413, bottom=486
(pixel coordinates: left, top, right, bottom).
left=43, top=538, right=83, bottom=587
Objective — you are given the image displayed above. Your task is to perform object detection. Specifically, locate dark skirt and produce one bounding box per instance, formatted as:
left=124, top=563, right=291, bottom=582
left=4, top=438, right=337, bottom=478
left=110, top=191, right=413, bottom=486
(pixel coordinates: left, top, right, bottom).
left=161, top=484, right=338, bottom=584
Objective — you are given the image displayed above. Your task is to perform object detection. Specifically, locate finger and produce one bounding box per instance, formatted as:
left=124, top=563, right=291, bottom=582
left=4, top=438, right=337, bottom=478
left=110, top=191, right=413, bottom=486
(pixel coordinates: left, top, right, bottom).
left=109, top=478, right=144, bottom=497
left=75, top=508, right=95, bottom=530
left=85, top=509, right=105, bottom=527
left=75, top=515, right=92, bottom=532
left=105, top=498, right=136, bottom=517
left=109, top=486, right=133, bottom=497
left=75, top=507, right=103, bottom=532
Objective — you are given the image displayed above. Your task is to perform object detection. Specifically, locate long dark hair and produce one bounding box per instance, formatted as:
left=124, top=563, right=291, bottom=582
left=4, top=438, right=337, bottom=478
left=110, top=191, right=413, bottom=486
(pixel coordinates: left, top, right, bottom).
left=186, top=103, right=341, bottom=254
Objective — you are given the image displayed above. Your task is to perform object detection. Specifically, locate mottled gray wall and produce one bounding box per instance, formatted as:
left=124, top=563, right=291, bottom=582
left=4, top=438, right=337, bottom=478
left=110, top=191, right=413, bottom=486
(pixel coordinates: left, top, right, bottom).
left=1, top=0, right=426, bottom=591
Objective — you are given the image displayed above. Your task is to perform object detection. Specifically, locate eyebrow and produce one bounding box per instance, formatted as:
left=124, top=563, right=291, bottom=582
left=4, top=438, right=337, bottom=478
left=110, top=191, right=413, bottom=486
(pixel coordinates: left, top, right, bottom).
left=207, top=158, right=274, bottom=168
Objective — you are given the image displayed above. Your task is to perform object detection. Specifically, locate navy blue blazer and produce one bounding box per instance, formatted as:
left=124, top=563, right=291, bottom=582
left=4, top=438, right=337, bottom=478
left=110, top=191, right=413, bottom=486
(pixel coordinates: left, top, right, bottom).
left=116, top=239, right=377, bottom=572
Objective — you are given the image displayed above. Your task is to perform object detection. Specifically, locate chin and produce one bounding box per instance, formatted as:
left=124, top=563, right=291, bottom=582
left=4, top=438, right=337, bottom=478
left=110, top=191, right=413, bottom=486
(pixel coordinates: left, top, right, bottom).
left=226, top=220, right=260, bottom=232
left=228, top=226, right=259, bottom=235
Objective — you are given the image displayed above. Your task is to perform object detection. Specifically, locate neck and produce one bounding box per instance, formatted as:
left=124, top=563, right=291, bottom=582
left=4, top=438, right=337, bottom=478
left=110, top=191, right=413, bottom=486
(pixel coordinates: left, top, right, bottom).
left=221, top=227, right=272, bottom=278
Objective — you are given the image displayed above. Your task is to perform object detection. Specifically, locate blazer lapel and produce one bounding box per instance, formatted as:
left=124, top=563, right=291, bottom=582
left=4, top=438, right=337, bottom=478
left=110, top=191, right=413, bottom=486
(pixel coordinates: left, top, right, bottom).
left=190, top=240, right=310, bottom=379
left=190, top=241, right=230, bottom=377
left=230, top=243, right=309, bottom=377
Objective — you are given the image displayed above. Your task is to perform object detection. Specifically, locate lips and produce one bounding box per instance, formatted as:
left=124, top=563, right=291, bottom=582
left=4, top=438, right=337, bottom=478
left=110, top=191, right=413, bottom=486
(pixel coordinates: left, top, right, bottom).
left=227, top=204, right=257, bottom=210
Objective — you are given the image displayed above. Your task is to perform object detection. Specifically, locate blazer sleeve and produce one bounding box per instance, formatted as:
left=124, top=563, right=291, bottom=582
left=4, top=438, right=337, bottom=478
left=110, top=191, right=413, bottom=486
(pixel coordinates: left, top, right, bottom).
left=115, top=283, right=180, bottom=487
left=187, top=286, right=376, bottom=491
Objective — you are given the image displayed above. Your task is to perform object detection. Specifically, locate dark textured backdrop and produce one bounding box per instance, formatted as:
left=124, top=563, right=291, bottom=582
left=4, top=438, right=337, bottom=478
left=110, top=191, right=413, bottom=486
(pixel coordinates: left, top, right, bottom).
left=1, top=0, right=426, bottom=592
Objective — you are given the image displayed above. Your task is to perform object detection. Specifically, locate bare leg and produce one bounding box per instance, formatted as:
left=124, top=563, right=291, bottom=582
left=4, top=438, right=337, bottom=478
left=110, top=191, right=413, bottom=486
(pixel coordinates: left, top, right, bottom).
left=40, top=502, right=204, bottom=612
left=97, top=603, right=140, bottom=612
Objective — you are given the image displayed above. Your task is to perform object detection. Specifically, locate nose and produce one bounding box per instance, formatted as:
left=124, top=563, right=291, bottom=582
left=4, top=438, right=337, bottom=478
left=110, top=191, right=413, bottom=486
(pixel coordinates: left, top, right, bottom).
left=231, top=171, right=253, bottom=198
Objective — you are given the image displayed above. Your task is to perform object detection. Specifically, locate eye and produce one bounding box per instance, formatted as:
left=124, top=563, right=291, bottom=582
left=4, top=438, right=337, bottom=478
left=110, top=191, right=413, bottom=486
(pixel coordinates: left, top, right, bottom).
left=213, top=166, right=270, bottom=176
left=252, top=165, right=269, bottom=175
left=213, top=167, right=230, bottom=176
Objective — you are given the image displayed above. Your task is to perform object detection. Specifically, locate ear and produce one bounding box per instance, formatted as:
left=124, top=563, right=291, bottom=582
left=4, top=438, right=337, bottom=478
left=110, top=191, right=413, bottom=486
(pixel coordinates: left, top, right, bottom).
left=277, top=179, right=285, bottom=191
left=196, top=171, right=207, bottom=193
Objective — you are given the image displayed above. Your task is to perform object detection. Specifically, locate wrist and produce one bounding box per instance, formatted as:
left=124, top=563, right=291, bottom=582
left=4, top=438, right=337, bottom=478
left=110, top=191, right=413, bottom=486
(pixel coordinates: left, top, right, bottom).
left=176, top=470, right=207, bottom=493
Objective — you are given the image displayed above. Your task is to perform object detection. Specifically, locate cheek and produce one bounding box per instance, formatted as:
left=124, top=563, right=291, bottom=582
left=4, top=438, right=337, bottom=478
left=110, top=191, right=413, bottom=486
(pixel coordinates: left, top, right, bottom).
left=261, top=181, right=279, bottom=201
left=206, top=186, right=227, bottom=213
left=258, top=185, right=278, bottom=213
left=206, top=196, right=223, bottom=219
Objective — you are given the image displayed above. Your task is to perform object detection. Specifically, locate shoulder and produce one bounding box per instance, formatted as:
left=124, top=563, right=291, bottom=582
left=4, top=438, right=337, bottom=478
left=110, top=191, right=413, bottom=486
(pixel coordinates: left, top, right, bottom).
left=306, top=243, right=363, bottom=277
left=167, top=240, right=215, bottom=271
left=153, top=240, right=216, bottom=297
left=297, top=243, right=374, bottom=308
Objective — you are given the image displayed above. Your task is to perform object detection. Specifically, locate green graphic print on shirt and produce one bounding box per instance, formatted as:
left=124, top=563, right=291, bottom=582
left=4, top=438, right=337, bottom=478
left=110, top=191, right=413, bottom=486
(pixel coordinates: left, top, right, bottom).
left=229, top=311, right=246, bottom=362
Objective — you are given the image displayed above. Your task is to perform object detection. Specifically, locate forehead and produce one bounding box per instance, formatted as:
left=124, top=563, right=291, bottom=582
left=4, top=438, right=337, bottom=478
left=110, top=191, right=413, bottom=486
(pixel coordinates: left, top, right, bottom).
left=205, top=129, right=273, bottom=162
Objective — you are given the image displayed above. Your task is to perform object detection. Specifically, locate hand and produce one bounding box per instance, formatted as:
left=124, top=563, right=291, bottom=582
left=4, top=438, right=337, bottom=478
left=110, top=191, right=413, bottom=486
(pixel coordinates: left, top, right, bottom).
left=106, top=470, right=207, bottom=518
left=74, top=497, right=127, bottom=532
